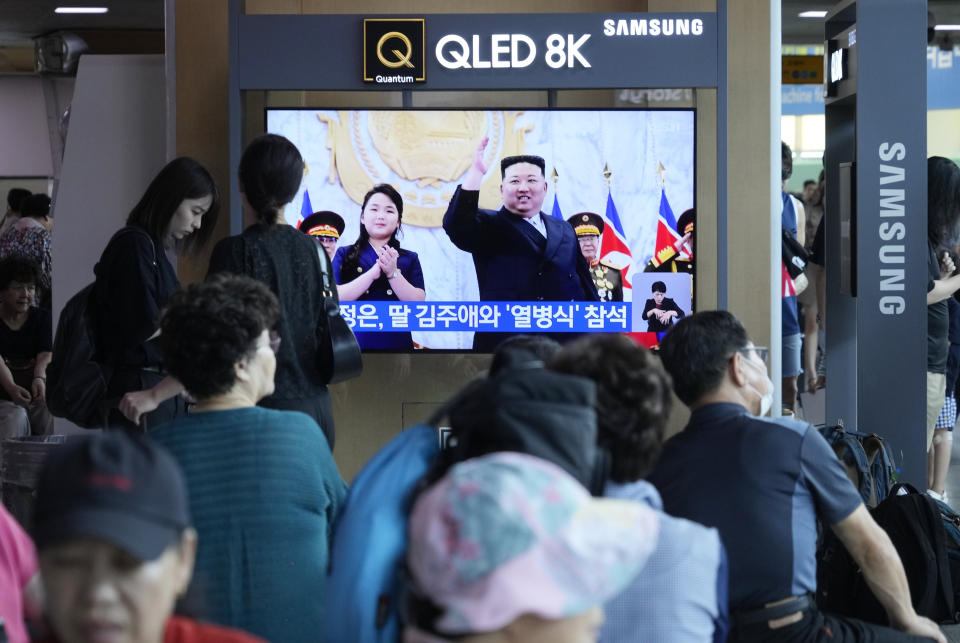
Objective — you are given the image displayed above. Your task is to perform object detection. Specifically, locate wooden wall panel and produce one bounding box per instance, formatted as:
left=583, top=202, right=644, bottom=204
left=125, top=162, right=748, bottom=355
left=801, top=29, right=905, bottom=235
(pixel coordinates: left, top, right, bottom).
left=174, top=1, right=231, bottom=285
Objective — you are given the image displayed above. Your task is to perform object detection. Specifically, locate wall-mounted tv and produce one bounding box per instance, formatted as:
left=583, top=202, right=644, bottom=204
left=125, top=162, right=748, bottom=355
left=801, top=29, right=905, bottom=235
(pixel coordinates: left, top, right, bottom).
left=267, top=108, right=695, bottom=352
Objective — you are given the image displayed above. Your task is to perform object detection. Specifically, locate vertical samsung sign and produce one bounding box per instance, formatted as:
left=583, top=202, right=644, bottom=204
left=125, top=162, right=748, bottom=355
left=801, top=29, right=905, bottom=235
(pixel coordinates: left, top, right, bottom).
left=877, top=141, right=907, bottom=315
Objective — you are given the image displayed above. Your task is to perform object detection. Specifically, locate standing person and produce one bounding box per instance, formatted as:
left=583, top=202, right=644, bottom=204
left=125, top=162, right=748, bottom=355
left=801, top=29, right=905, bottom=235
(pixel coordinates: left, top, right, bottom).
left=151, top=274, right=347, bottom=642
left=32, top=432, right=267, bottom=643
left=925, top=157, right=960, bottom=483
left=781, top=142, right=806, bottom=416
left=649, top=311, right=945, bottom=643
left=0, top=258, right=53, bottom=437
left=0, top=193, right=53, bottom=310
left=92, top=157, right=219, bottom=432
left=443, top=137, right=598, bottom=351
left=208, top=133, right=337, bottom=448
left=566, top=212, right=623, bottom=302
left=0, top=188, right=29, bottom=238
left=299, top=209, right=345, bottom=260
left=929, top=295, right=960, bottom=503
left=333, top=184, right=425, bottom=351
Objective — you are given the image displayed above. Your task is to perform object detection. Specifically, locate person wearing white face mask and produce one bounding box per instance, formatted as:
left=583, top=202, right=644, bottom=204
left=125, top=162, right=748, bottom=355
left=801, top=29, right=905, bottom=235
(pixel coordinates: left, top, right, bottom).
left=648, top=311, right=945, bottom=643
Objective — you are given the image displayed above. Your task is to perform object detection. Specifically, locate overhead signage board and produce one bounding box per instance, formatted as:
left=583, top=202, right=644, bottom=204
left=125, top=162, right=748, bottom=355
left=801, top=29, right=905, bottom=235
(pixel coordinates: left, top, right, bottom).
left=237, top=13, right=719, bottom=90
left=782, top=55, right=823, bottom=84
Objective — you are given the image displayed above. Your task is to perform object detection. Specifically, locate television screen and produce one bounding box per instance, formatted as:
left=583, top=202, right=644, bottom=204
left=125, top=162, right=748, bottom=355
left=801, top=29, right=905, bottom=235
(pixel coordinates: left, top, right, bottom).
left=266, top=108, right=695, bottom=352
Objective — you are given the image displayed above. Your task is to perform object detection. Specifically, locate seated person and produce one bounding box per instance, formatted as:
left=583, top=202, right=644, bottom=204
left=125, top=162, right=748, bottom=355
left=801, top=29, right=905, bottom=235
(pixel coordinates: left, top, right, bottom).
left=0, top=257, right=53, bottom=438
left=0, top=503, right=41, bottom=643
left=647, top=310, right=945, bottom=643
left=32, top=432, right=265, bottom=643
left=404, top=452, right=659, bottom=642
left=150, top=274, right=347, bottom=642
left=550, top=334, right=729, bottom=643
left=642, top=280, right=684, bottom=332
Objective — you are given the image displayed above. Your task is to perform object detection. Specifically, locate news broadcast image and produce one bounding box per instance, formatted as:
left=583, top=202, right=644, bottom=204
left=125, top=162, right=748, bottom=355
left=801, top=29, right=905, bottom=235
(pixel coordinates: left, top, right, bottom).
left=268, top=108, right=695, bottom=351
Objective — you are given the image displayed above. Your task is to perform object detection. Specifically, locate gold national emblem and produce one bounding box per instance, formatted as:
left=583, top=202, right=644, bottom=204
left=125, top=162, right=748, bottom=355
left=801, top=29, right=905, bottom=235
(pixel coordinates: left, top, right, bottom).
left=317, top=110, right=531, bottom=228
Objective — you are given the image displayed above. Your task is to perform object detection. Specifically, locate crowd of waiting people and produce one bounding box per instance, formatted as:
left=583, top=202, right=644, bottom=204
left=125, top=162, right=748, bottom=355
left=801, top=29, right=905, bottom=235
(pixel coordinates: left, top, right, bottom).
left=0, top=135, right=958, bottom=642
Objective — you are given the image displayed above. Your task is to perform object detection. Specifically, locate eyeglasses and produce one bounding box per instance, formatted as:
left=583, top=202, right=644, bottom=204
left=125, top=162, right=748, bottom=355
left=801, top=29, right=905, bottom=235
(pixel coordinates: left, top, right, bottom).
left=738, top=346, right=769, bottom=365
left=268, top=331, right=281, bottom=354
left=8, top=283, right=36, bottom=293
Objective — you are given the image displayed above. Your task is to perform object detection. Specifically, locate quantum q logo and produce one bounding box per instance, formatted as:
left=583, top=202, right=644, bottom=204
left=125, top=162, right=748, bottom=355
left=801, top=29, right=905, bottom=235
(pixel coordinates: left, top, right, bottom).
left=363, top=19, right=426, bottom=84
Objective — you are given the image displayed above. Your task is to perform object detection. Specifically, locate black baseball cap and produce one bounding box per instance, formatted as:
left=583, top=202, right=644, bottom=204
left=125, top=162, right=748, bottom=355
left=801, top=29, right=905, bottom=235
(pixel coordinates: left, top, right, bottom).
left=33, top=433, right=192, bottom=561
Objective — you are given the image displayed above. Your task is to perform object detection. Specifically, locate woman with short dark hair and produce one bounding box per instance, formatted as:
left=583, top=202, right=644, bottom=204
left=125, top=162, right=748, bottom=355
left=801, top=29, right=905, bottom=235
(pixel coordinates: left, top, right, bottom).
left=150, top=273, right=346, bottom=643
left=0, top=257, right=53, bottom=438
left=208, top=133, right=339, bottom=448
left=92, top=157, right=220, bottom=431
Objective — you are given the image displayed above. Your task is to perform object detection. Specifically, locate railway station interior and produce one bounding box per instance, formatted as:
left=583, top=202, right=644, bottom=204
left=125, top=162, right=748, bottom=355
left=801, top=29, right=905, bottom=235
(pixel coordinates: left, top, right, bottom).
left=2, top=1, right=960, bottom=642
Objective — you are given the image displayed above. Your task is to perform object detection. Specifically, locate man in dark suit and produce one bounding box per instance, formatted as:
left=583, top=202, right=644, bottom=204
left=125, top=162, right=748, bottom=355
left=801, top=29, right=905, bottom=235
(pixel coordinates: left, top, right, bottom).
left=443, top=137, right=599, bottom=351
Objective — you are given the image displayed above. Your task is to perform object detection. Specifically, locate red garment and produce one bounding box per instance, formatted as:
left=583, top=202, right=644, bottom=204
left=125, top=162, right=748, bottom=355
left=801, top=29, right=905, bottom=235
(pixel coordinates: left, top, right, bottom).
left=0, top=504, right=37, bottom=643
left=37, top=616, right=267, bottom=643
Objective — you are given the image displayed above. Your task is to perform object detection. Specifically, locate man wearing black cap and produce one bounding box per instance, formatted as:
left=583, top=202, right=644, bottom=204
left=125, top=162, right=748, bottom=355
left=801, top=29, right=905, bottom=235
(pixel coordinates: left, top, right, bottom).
left=443, top=137, right=599, bottom=351
left=298, top=210, right=345, bottom=261
left=567, top=212, right=623, bottom=302
left=32, top=433, right=265, bottom=643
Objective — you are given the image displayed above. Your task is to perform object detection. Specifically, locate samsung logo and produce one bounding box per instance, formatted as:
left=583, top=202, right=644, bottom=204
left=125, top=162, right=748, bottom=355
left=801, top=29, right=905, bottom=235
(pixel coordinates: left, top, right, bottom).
left=603, top=18, right=704, bottom=37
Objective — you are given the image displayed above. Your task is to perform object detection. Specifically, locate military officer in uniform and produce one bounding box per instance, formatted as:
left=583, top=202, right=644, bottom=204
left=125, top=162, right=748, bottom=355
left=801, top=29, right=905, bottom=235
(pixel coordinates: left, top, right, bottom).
left=567, top=212, right=624, bottom=302
left=644, top=208, right=695, bottom=274
left=298, top=210, right=345, bottom=260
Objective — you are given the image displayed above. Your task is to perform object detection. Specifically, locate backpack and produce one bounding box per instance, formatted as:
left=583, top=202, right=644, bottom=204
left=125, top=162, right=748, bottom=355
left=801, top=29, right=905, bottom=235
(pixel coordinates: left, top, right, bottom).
left=817, top=483, right=957, bottom=624
left=931, top=495, right=960, bottom=615
left=323, top=423, right=440, bottom=643
left=818, top=424, right=898, bottom=507
left=47, top=227, right=156, bottom=428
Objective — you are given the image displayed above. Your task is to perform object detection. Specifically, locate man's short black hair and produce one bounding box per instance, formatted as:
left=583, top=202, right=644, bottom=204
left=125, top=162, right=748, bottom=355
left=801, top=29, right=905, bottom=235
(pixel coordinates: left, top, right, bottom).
left=550, top=334, right=673, bottom=483
left=803, top=179, right=815, bottom=188
left=0, top=257, right=40, bottom=291
left=160, top=273, right=279, bottom=399
left=500, top=155, right=546, bottom=179
left=658, top=310, right=750, bottom=406
left=7, top=188, right=30, bottom=212
left=651, top=280, right=666, bottom=293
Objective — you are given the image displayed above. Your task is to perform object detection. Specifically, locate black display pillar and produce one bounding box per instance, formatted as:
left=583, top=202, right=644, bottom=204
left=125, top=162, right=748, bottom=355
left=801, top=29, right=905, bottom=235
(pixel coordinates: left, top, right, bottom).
left=823, top=0, right=927, bottom=485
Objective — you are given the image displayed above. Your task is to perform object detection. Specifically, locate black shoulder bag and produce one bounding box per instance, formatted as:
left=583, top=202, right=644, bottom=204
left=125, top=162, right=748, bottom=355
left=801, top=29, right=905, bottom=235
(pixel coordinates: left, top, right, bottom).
left=315, top=250, right=363, bottom=384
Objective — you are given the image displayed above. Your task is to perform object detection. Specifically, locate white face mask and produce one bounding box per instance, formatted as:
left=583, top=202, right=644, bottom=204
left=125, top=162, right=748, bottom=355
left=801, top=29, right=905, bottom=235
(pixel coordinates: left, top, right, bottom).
left=744, top=356, right=774, bottom=416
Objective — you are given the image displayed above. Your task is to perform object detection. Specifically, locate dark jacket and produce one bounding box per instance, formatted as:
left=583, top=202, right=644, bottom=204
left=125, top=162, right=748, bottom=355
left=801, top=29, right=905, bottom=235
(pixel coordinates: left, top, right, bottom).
left=443, top=186, right=599, bottom=351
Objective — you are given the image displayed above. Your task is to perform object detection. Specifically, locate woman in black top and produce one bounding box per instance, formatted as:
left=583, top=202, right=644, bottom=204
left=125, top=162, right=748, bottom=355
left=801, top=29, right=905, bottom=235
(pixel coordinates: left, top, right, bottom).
left=93, top=157, right=220, bottom=431
left=207, top=134, right=338, bottom=449
left=0, top=257, right=53, bottom=435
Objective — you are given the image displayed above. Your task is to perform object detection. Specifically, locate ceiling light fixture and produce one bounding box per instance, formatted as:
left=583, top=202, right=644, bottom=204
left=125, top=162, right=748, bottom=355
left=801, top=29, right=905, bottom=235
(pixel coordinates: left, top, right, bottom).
left=934, top=25, right=960, bottom=31
left=798, top=11, right=829, bottom=19
left=54, top=7, right=109, bottom=14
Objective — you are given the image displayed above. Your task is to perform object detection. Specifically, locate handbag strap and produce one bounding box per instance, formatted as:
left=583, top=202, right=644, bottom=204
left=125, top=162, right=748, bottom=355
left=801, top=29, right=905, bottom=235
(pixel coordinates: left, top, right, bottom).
left=315, top=250, right=341, bottom=317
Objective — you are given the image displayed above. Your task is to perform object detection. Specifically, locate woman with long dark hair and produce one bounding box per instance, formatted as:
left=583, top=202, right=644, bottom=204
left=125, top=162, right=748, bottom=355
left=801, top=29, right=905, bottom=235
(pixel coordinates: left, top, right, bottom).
left=333, top=184, right=425, bottom=350
left=207, top=134, right=338, bottom=449
left=93, top=157, right=220, bottom=431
